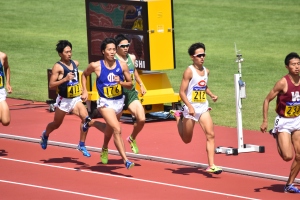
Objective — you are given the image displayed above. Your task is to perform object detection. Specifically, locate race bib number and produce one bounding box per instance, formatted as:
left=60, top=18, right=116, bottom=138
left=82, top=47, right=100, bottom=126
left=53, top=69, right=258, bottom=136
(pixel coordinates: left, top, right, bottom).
left=129, top=69, right=134, bottom=80
left=67, top=82, right=80, bottom=98
left=284, top=105, right=300, bottom=117
left=103, top=84, right=122, bottom=98
left=129, top=69, right=136, bottom=85
left=0, top=75, right=3, bottom=88
left=192, top=86, right=206, bottom=103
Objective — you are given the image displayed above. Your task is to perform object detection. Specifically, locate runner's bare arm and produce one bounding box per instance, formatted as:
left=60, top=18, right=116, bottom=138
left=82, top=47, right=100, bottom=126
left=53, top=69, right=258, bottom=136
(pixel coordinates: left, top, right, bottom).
left=131, top=54, right=146, bottom=95
left=81, top=62, right=99, bottom=101
left=2, top=53, right=12, bottom=93
left=260, top=78, right=286, bottom=132
left=206, top=87, right=218, bottom=102
left=179, top=67, right=194, bottom=114
left=49, top=63, right=74, bottom=89
left=120, top=62, right=133, bottom=89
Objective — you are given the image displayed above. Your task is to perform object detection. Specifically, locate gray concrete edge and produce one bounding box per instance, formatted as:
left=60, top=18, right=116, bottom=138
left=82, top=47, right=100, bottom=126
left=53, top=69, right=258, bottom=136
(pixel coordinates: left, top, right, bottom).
left=1, top=133, right=299, bottom=184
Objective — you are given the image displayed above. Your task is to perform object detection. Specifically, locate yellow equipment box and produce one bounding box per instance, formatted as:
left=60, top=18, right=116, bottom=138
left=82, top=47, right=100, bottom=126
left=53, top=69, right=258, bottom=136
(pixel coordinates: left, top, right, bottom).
left=46, top=0, right=181, bottom=115
left=84, top=0, right=180, bottom=115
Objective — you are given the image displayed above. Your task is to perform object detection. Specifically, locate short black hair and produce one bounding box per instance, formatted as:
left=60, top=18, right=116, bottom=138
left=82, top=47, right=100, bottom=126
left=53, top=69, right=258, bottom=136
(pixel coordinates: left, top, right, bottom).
left=285, top=52, right=300, bottom=66
left=56, top=40, right=72, bottom=53
left=100, top=38, right=116, bottom=54
left=115, top=34, right=130, bottom=46
left=188, top=42, right=206, bottom=56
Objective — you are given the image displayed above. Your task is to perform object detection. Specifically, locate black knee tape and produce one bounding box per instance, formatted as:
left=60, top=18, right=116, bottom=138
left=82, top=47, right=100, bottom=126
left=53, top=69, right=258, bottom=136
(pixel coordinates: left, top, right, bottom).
left=85, top=116, right=92, bottom=123
left=131, top=116, right=136, bottom=123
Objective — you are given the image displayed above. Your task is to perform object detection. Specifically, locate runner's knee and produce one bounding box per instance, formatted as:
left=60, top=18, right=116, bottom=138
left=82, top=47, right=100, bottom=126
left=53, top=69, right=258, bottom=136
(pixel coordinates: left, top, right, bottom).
left=206, top=131, right=215, bottom=140
left=1, top=121, right=10, bottom=126
left=182, top=137, right=192, bottom=144
left=136, top=116, right=145, bottom=124
left=112, top=126, right=121, bottom=135
left=281, top=154, right=293, bottom=162
left=294, top=153, right=300, bottom=162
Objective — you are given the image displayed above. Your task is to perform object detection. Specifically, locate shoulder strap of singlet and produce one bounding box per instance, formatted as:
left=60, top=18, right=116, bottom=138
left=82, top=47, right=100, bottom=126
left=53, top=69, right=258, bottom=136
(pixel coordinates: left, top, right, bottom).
left=189, top=65, right=196, bottom=74
left=189, top=65, right=207, bottom=77
left=100, top=60, right=105, bottom=70
left=284, top=74, right=289, bottom=80
left=70, top=60, right=76, bottom=70
left=203, top=66, right=207, bottom=77
left=56, top=60, right=76, bottom=72
left=116, top=59, right=120, bottom=66
left=56, top=61, right=65, bottom=68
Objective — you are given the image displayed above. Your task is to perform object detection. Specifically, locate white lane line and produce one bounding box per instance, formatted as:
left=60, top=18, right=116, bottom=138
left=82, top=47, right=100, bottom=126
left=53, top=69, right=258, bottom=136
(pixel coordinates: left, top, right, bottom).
left=0, top=157, right=260, bottom=200
left=1, top=133, right=297, bottom=184
left=0, top=179, right=116, bottom=200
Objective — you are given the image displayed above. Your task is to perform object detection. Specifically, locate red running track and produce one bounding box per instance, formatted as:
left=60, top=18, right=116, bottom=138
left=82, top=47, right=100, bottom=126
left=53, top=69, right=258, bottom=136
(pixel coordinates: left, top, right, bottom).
left=0, top=98, right=299, bottom=199
left=0, top=138, right=299, bottom=200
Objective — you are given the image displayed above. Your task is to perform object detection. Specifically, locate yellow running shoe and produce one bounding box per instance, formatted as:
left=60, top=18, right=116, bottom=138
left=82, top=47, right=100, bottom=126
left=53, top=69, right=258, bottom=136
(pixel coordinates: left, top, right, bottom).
left=205, top=165, right=223, bottom=174
left=101, top=148, right=108, bottom=164
left=127, top=136, right=139, bottom=154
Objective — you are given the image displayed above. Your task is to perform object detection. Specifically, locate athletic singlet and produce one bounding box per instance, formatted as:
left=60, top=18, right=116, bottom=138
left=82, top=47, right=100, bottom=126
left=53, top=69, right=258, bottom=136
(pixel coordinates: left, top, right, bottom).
left=114, top=54, right=135, bottom=91
left=276, top=74, right=300, bottom=118
left=96, top=60, right=124, bottom=100
left=57, top=60, right=80, bottom=98
left=186, top=65, right=208, bottom=103
left=0, top=60, right=5, bottom=89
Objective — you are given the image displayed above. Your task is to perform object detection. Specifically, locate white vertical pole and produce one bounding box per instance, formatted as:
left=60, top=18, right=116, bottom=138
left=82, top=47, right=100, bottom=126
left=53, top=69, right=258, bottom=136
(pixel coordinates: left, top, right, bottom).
left=235, top=74, right=244, bottom=149
left=215, top=44, right=264, bottom=155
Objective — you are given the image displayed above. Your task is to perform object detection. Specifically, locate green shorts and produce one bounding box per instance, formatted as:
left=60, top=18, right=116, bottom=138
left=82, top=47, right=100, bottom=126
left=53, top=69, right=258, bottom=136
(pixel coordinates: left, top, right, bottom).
left=123, top=88, right=139, bottom=110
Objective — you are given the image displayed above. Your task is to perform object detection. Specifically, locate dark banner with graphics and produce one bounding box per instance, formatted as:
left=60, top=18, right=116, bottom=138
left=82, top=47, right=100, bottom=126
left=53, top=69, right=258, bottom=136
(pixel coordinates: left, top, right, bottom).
left=86, top=0, right=150, bottom=70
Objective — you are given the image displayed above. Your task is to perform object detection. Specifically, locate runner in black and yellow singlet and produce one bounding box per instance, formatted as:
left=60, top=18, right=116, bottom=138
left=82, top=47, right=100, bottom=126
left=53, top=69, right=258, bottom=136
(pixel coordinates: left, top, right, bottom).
left=56, top=60, right=81, bottom=98
left=40, top=40, right=105, bottom=158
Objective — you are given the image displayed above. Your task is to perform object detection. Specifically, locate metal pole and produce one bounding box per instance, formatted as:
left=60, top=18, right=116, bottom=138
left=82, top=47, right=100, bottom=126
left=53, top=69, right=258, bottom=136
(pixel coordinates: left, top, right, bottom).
left=235, top=74, right=244, bottom=149
left=235, top=43, right=244, bottom=149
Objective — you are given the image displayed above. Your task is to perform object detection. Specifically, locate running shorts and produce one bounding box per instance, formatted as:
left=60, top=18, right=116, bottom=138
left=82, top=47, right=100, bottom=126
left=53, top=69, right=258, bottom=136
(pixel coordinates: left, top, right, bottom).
left=123, top=89, right=138, bottom=110
left=182, top=102, right=210, bottom=121
left=97, top=95, right=125, bottom=115
left=0, top=88, right=7, bottom=102
left=55, top=95, right=82, bottom=113
left=271, top=115, right=300, bottom=134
